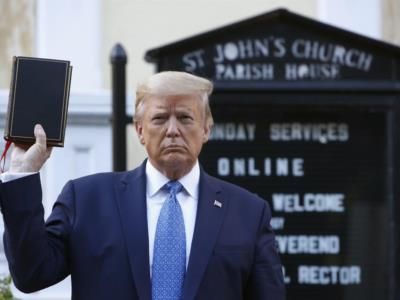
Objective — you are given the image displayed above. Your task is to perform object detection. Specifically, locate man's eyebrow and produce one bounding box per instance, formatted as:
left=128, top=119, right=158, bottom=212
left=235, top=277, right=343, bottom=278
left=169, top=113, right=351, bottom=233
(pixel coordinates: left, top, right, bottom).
left=153, top=104, right=193, bottom=110
left=153, top=105, right=168, bottom=110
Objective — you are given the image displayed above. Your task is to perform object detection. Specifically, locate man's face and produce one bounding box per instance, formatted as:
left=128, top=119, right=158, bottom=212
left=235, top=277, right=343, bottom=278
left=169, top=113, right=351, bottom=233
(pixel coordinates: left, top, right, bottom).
left=135, top=94, right=210, bottom=179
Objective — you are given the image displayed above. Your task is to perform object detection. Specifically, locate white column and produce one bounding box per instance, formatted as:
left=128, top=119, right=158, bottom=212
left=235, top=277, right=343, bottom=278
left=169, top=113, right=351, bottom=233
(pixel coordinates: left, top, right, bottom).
left=36, top=0, right=102, bottom=90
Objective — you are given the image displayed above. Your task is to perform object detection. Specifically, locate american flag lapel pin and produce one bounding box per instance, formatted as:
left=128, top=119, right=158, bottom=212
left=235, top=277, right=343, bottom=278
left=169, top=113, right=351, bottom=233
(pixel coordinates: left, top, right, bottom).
left=214, top=200, right=222, bottom=208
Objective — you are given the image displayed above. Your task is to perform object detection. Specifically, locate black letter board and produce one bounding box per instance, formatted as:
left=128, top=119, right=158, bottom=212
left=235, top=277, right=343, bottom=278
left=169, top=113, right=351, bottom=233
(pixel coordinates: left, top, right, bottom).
left=145, top=9, right=400, bottom=300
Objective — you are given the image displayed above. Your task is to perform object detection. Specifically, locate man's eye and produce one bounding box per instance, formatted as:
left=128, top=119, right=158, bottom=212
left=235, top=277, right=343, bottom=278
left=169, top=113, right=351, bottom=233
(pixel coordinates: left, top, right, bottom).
left=152, top=116, right=167, bottom=123
left=179, top=115, right=193, bottom=121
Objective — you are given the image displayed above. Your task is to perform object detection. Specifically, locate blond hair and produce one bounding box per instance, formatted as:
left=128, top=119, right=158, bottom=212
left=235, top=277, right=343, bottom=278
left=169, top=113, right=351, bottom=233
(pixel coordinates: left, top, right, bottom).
left=134, top=71, right=214, bottom=128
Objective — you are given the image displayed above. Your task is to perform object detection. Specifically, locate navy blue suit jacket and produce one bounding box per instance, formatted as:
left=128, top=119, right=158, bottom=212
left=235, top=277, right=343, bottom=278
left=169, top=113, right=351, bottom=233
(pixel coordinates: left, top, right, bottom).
left=0, top=162, right=285, bottom=299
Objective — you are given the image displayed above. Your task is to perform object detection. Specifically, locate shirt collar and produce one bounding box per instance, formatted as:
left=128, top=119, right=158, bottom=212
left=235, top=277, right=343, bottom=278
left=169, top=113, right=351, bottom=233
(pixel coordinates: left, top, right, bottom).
left=146, top=160, right=200, bottom=199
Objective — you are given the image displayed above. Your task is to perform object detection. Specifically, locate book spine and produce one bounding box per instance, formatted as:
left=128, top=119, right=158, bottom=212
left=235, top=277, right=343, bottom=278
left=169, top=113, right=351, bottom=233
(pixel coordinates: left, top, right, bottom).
left=60, top=65, right=73, bottom=146
left=4, top=56, right=17, bottom=141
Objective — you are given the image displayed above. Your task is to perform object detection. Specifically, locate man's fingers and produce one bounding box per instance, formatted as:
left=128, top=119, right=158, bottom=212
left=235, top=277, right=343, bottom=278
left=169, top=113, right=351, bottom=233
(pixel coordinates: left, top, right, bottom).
left=13, top=143, right=30, bottom=151
left=34, top=124, right=47, bottom=147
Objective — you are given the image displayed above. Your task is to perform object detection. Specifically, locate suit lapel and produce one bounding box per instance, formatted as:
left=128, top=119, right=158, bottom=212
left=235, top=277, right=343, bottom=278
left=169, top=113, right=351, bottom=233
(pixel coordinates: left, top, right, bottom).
left=114, top=163, right=151, bottom=300
left=182, top=171, right=228, bottom=300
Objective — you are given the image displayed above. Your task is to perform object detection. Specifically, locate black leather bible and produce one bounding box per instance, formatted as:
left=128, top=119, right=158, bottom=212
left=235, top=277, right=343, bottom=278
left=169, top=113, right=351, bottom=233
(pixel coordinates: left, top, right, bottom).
left=4, top=56, right=72, bottom=147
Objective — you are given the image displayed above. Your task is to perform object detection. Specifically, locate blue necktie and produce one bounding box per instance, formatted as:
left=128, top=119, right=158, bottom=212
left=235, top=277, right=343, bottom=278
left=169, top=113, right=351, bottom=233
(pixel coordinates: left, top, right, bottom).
left=152, top=181, right=186, bottom=300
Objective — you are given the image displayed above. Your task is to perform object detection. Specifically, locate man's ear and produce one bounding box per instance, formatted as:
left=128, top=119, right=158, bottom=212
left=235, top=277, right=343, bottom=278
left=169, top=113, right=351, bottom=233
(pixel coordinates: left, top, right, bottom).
left=134, top=121, right=145, bottom=145
left=202, top=124, right=211, bottom=144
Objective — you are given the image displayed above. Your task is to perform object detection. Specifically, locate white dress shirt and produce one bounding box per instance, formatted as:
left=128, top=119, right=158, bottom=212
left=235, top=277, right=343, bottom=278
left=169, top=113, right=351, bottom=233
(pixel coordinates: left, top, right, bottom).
left=146, top=160, right=199, bottom=274
left=0, top=172, right=36, bottom=183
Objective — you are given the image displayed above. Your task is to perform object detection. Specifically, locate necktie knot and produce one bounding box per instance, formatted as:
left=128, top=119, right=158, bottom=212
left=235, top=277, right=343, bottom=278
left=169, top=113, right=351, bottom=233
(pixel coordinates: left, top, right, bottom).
left=165, top=181, right=183, bottom=196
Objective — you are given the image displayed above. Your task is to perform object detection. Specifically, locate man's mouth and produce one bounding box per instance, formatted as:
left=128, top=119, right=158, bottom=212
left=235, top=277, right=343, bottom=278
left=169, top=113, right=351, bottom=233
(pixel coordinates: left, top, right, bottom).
left=163, top=144, right=184, bottom=152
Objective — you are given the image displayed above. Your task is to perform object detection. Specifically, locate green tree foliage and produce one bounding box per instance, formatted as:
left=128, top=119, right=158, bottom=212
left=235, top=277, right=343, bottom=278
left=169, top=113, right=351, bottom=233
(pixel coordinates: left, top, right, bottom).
left=0, top=276, right=14, bottom=300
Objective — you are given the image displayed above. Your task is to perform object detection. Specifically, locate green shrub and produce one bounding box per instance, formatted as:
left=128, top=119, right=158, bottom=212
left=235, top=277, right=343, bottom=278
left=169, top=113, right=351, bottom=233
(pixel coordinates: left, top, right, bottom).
left=0, top=276, right=14, bottom=300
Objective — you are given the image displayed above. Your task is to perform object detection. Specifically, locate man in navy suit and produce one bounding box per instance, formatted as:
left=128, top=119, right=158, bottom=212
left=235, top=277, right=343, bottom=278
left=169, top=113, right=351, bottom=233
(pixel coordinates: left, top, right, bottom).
left=0, top=71, right=285, bottom=299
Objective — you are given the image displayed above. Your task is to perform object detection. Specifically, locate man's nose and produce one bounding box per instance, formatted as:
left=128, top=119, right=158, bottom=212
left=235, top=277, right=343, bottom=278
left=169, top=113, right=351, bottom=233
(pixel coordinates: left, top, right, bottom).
left=166, top=118, right=180, bottom=137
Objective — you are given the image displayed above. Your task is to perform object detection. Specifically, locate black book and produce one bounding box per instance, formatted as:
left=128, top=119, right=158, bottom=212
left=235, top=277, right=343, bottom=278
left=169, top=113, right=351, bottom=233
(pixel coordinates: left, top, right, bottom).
left=4, top=56, right=72, bottom=147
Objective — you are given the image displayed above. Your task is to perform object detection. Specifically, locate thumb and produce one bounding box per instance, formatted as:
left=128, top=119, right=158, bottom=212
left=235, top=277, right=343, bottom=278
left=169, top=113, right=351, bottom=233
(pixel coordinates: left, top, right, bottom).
left=34, top=124, right=47, bottom=148
left=9, top=125, right=51, bottom=173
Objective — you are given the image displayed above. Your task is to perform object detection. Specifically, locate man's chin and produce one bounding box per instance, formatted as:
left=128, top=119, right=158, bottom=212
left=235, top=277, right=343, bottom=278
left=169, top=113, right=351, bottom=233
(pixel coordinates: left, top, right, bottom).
left=163, top=153, right=186, bottom=165
left=162, top=154, right=194, bottom=169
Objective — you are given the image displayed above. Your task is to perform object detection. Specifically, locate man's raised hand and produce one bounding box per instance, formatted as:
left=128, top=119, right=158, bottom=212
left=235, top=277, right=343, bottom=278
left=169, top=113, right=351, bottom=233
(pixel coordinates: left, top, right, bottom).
left=9, top=124, right=53, bottom=173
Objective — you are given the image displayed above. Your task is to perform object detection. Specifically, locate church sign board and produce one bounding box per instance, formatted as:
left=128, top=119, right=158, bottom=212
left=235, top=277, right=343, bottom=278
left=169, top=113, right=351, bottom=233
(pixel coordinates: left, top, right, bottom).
left=145, top=9, right=400, bottom=300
